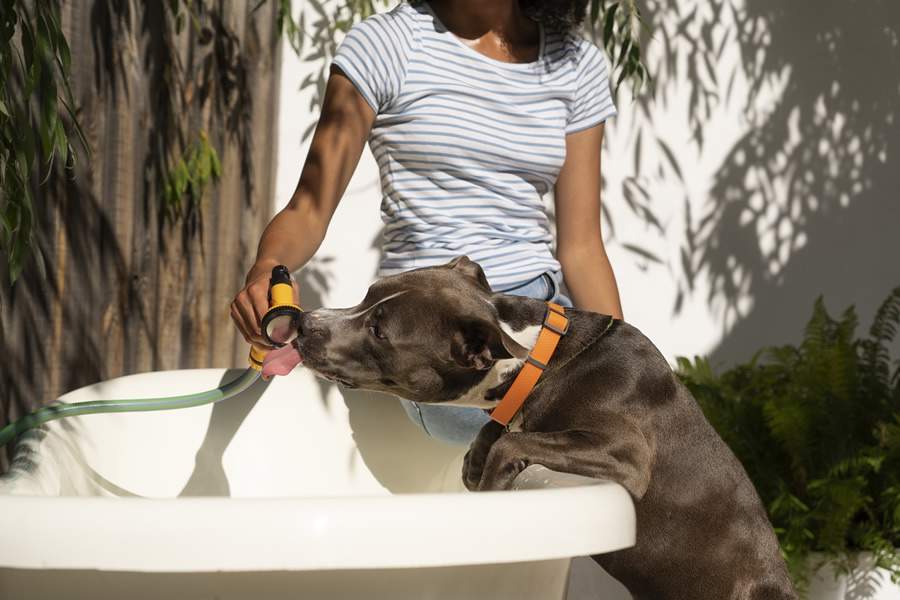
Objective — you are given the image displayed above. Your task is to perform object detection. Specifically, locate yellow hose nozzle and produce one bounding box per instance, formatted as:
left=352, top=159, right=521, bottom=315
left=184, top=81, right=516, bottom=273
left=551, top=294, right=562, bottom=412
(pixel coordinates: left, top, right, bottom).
left=247, top=265, right=303, bottom=369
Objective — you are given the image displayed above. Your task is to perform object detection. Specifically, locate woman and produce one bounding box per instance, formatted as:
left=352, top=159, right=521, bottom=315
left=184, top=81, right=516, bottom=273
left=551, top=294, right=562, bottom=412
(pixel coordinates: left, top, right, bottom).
left=231, top=0, right=624, bottom=445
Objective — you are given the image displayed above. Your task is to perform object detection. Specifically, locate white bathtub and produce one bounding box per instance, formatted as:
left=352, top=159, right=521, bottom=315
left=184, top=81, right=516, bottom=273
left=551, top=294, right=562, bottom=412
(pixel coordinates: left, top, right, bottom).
left=0, top=368, right=634, bottom=600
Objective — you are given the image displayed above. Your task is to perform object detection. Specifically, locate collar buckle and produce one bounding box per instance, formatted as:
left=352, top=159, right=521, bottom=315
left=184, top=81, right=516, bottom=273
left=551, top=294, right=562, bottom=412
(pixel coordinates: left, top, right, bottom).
left=543, top=303, right=570, bottom=336
left=525, top=354, right=549, bottom=370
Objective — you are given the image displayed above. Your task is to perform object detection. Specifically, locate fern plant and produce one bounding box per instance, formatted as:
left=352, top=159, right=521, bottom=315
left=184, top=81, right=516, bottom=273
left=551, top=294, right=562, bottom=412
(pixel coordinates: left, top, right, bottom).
left=677, top=287, right=900, bottom=588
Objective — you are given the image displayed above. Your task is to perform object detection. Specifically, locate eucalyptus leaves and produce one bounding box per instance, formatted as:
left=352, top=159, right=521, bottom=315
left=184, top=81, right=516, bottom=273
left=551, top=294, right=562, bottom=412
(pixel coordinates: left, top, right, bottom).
left=0, top=1, right=85, bottom=283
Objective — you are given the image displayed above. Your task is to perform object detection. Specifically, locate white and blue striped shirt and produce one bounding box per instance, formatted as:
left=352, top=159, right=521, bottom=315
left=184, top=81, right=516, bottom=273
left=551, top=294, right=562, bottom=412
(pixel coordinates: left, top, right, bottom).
left=331, top=0, right=617, bottom=291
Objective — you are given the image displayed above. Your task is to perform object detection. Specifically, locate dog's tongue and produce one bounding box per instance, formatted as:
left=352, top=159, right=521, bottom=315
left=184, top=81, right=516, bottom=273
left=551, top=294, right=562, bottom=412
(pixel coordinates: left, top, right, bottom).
left=262, top=343, right=303, bottom=378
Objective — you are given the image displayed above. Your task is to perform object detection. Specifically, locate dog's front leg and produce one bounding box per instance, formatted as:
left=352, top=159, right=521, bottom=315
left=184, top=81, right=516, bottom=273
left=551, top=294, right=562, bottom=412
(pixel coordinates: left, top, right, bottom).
left=477, top=417, right=653, bottom=499
left=462, top=420, right=504, bottom=491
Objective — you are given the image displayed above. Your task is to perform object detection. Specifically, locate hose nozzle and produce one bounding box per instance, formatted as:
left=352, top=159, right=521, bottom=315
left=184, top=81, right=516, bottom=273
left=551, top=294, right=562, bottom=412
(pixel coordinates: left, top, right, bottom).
left=248, top=265, right=303, bottom=371
left=262, top=265, right=303, bottom=346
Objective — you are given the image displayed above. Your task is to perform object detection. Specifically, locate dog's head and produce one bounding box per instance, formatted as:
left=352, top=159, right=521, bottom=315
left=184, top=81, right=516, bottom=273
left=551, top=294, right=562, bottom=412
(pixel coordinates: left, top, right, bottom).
left=262, top=256, right=529, bottom=402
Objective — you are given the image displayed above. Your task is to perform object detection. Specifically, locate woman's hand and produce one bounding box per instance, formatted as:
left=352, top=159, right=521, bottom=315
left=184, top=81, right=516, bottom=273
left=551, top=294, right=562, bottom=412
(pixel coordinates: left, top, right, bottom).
left=231, top=260, right=301, bottom=352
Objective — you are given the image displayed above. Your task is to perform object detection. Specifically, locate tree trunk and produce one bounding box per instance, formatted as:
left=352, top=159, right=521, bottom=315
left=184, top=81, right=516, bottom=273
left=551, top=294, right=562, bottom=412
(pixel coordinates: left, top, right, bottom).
left=0, top=0, right=282, bottom=469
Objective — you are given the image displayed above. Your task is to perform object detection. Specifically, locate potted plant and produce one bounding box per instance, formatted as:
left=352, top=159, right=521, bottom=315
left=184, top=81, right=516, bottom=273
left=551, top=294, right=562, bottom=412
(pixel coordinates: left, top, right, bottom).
left=676, top=288, right=900, bottom=598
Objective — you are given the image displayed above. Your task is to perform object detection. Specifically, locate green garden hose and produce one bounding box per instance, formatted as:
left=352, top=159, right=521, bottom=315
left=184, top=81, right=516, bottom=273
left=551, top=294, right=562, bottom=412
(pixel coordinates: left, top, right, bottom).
left=0, top=367, right=261, bottom=446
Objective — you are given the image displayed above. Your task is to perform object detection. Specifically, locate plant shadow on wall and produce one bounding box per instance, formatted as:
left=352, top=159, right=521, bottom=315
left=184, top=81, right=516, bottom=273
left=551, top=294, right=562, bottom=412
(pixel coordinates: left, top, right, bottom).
left=267, top=0, right=900, bottom=366
left=293, top=255, right=340, bottom=409
left=623, top=0, right=900, bottom=363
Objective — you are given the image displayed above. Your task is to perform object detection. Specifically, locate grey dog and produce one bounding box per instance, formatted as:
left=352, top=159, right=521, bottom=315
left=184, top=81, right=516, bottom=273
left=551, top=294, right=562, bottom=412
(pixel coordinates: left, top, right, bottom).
left=266, top=256, right=797, bottom=600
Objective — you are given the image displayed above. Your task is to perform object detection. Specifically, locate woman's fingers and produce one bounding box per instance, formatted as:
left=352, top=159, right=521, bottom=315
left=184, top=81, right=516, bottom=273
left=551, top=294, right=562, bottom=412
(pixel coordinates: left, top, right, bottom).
left=230, top=305, right=253, bottom=345
left=233, top=290, right=273, bottom=350
left=234, top=293, right=257, bottom=336
left=248, top=280, right=269, bottom=325
left=230, top=298, right=254, bottom=343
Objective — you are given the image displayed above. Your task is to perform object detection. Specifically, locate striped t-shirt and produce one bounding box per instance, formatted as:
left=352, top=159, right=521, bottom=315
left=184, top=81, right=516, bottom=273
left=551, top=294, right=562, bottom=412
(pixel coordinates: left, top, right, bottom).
left=331, top=0, right=617, bottom=291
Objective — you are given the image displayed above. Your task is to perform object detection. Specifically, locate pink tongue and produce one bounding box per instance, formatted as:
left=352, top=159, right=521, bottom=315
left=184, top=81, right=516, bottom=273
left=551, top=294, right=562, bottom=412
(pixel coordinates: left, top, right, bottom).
left=262, top=343, right=303, bottom=378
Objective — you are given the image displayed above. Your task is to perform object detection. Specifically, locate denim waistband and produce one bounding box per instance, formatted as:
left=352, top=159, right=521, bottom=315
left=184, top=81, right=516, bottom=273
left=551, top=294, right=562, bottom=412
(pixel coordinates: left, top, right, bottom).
left=503, top=269, right=561, bottom=302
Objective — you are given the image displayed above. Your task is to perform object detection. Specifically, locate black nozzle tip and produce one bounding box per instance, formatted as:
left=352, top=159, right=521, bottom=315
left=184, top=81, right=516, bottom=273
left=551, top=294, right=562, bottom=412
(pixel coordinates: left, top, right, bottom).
left=271, top=265, right=292, bottom=286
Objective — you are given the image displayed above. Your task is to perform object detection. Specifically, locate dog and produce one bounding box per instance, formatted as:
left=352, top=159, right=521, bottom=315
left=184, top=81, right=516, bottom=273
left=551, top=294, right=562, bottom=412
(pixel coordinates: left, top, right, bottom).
left=262, top=256, right=798, bottom=600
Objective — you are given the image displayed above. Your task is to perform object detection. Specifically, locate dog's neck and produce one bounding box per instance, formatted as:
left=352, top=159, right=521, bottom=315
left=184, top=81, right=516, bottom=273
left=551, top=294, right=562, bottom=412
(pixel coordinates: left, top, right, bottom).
left=491, top=294, right=548, bottom=334
left=442, top=295, right=547, bottom=409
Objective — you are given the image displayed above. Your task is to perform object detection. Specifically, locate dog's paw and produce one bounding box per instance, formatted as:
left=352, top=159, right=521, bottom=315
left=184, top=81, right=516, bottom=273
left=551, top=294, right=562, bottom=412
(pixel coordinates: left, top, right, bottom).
left=462, top=449, right=483, bottom=491
left=477, top=458, right=527, bottom=491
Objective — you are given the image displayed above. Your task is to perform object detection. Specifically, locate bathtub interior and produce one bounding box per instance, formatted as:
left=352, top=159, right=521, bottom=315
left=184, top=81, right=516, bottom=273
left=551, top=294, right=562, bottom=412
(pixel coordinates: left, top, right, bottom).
left=12, top=368, right=472, bottom=498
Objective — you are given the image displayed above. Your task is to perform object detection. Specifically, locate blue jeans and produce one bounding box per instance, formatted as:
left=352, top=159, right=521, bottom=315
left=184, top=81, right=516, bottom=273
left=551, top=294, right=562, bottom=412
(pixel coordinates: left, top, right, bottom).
left=399, top=270, right=574, bottom=445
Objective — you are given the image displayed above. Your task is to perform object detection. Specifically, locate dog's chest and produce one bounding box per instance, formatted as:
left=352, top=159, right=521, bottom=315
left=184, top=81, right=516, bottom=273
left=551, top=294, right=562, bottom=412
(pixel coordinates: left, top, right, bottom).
left=506, top=412, right=524, bottom=432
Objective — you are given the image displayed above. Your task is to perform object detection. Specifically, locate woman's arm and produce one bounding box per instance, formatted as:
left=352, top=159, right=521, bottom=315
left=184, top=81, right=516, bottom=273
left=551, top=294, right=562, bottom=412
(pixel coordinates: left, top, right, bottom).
left=553, top=122, right=625, bottom=320
left=231, top=65, right=376, bottom=349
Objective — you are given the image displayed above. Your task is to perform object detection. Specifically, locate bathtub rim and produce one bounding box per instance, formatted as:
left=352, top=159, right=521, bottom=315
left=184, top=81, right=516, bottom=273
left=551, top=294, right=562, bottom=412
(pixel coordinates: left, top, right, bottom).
left=0, top=481, right=634, bottom=572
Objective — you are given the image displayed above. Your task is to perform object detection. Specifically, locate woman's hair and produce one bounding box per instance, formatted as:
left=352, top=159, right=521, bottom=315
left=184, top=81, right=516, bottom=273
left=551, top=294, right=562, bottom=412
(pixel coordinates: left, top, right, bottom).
left=408, top=0, right=590, bottom=35
left=518, top=0, right=590, bottom=33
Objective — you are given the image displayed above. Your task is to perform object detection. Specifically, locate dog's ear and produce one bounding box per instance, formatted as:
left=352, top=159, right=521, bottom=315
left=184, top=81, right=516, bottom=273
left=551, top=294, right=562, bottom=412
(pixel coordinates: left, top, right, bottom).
left=450, top=318, right=529, bottom=370
left=445, top=255, right=491, bottom=291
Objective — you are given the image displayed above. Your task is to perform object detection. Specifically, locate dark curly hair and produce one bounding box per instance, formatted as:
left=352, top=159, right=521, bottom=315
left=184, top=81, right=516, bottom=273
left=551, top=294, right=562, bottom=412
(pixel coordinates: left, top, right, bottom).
left=408, top=0, right=590, bottom=35
left=518, top=0, right=590, bottom=33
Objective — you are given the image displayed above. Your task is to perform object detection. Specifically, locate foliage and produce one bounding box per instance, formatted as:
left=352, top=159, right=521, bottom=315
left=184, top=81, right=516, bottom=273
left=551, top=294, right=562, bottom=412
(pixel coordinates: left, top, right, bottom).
left=148, top=1, right=226, bottom=229
left=161, top=131, right=222, bottom=222
left=676, top=288, right=900, bottom=588
left=590, top=0, right=651, bottom=99
left=0, top=0, right=267, bottom=284
left=133, top=0, right=268, bottom=230
left=0, top=0, right=86, bottom=284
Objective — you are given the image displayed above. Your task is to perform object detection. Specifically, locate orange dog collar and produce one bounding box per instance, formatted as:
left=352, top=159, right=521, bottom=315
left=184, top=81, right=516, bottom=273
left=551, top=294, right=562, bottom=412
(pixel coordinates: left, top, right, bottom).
left=490, top=302, right=569, bottom=426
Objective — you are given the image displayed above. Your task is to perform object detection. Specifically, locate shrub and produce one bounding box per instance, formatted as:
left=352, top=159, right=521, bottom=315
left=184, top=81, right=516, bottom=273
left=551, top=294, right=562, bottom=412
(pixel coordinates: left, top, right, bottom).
left=676, top=287, right=900, bottom=587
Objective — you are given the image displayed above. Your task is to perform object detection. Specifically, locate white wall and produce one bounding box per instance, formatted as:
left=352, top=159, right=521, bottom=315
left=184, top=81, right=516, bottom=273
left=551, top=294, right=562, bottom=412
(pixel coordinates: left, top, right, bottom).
left=274, top=1, right=900, bottom=366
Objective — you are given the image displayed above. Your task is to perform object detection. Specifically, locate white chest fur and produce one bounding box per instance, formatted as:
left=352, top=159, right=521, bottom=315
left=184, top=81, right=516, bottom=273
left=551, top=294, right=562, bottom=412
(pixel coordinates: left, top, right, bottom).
left=506, top=411, right=525, bottom=432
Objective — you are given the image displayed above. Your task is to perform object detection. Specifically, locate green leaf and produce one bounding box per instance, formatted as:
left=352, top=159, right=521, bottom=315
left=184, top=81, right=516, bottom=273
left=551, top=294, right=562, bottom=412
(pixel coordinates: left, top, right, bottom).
left=590, top=0, right=601, bottom=26
left=56, top=32, right=71, bottom=72
left=603, top=2, right=619, bottom=46
left=53, top=118, right=68, bottom=162
left=210, top=147, right=222, bottom=177
left=615, top=39, right=631, bottom=69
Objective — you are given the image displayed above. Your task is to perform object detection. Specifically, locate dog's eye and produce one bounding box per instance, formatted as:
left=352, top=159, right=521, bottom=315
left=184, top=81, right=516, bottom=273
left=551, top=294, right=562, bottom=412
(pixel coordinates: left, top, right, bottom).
left=369, top=324, right=386, bottom=340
